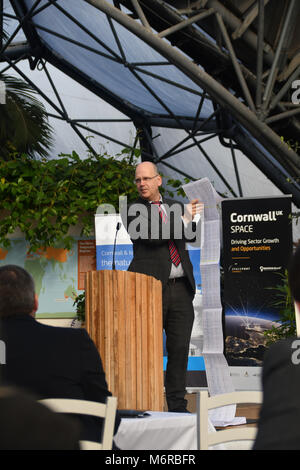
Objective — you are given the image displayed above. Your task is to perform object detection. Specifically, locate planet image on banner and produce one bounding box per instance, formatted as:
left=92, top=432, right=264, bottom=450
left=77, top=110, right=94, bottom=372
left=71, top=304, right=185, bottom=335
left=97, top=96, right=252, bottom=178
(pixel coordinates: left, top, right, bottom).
left=225, top=313, right=281, bottom=366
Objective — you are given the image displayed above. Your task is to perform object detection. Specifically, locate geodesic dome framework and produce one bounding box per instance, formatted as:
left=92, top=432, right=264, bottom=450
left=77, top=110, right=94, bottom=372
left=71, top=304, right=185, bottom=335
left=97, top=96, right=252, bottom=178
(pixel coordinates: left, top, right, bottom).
left=1, top=0, right=300, bottom=207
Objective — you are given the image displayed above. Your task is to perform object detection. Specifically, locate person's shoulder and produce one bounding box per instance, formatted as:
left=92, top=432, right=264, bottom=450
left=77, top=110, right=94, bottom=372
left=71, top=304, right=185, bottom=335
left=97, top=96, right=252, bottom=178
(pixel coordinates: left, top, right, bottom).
left=163, top=198, right=185, bottom=215
left=35, top=321, right=88, bottom=341
left=163, top=197, right=184, bottom=207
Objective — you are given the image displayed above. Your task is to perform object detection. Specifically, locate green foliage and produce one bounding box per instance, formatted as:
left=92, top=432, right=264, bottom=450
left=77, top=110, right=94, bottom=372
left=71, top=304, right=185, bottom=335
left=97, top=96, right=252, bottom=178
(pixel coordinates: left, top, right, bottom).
left=164, top=177, right=190, bottom=198
left=264, top=270, right=297, bottom=345
left=0, top=150, right=138, bottom=251
left=72, top=292, right=86, bottom=322
left=71, top=168, right=190, bottom=322
left=0, top=150, right=191, bottom=253
left=281, top=136, right=300, bottom=155
left=0, top=74, right=53, bottom=159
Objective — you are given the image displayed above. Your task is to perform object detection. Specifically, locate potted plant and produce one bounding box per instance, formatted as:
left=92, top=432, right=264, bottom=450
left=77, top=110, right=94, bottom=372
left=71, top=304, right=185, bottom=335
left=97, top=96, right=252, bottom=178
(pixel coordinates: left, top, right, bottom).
left=264, top=269, right=297, bottom=345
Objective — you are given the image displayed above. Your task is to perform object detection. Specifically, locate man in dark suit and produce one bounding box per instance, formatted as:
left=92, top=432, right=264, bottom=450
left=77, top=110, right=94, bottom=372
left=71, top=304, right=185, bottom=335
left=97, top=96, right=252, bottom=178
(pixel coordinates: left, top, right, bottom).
left=253, top=337, right=300, bottom=450
left=121, top=161, right=201, bottom=412
left=0, top=264, right=120, bottom=444
left=253, top=244, right=300, bottom=450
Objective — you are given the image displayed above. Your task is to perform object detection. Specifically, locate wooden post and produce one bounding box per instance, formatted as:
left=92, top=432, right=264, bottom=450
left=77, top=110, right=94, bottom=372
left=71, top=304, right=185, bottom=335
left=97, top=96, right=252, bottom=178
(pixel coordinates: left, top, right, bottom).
left=85, top=270, right=164, bottom=411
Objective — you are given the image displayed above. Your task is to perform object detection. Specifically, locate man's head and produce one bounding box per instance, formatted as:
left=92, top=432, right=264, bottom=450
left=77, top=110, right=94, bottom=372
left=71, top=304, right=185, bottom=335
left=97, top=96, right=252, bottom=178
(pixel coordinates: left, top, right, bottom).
left=0, top=265, right=38, bottom=318
left=134, top=162, right=162, bottom=202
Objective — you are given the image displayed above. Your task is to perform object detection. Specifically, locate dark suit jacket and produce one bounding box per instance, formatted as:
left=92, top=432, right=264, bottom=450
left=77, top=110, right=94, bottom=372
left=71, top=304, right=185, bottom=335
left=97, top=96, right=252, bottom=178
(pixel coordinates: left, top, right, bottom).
left=0, top=315, right=120, bottom=442
left=121, top=196, right=198, bottom=294
left=253, top=337, right=300, bottom=450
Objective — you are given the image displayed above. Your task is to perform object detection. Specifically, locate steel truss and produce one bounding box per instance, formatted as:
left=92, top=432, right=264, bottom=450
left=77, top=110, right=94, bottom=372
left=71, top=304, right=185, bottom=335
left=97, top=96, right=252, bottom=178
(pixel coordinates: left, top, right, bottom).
left=1, top=0, right=300, bottom=204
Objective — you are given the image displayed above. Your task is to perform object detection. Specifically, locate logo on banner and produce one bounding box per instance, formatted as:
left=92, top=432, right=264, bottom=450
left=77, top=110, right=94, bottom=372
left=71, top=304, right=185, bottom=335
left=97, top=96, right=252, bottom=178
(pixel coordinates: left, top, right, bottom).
left=222, top=196, right=292, bottom=368
left=229, top=266, right=251, bottom=273
left=230, top=210, right=284, bottom=234
left=292, top=80, right=300, bottom=104
left=0, top=81, right=6, bottom=104
left=96, top=196, right=201, bottom=244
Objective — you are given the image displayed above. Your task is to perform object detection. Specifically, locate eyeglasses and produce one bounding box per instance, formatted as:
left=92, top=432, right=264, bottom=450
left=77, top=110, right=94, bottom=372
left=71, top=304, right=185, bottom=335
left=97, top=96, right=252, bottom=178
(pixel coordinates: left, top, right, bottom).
left=134, top=175, right=159, bottom=185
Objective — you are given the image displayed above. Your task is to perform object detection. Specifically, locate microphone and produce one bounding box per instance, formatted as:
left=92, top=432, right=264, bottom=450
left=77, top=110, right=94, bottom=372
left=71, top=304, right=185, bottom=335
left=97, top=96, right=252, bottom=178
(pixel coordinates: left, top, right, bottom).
left=112, top=222, right=121, bottom=270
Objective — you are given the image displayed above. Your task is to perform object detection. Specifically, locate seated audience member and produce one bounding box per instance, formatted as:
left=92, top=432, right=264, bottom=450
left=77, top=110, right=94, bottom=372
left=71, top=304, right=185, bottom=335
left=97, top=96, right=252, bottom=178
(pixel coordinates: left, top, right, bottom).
left=253, top=245, right=300, bottom=450
left=0, top=265, right=120, bottom=445
left=0, top=386, right=80, bottom=450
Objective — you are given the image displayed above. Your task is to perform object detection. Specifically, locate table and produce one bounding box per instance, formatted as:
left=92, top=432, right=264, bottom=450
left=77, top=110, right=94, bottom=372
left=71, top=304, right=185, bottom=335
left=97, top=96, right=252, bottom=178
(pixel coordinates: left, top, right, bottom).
left=114, top=411, right=209, bottom=450
left=114, top=411, right=253, bottom=450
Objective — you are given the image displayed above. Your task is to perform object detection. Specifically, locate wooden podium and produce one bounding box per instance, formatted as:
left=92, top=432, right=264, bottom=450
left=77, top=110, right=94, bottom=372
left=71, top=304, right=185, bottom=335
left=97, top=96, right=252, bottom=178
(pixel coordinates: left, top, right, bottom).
left=85, top=270, right=164, bottom=411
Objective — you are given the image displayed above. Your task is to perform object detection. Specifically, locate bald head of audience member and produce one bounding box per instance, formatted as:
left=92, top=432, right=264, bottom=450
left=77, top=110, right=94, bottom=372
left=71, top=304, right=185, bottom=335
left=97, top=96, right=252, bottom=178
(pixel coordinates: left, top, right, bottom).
left=0, top=265, right=38, bottom=318
left=288, top=245, right=300, bottom=306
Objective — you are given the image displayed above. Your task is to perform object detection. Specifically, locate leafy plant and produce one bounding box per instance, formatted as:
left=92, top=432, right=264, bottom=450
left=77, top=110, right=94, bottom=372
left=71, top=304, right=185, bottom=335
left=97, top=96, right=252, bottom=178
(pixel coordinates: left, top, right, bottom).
left=264, top=270, right=296, bottom=345
left=0, top=74, right=53, bottom=159
left=0, top=148, right=192, bottom=322
left=0, top=149, right=192, bottom=252
left=73, top=292, right=86, bottom=322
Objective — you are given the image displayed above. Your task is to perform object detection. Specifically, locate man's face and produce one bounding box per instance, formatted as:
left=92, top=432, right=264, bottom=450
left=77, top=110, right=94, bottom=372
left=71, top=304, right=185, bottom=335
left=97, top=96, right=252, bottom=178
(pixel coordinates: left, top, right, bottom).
left=135, top=163, right=162, bottom=201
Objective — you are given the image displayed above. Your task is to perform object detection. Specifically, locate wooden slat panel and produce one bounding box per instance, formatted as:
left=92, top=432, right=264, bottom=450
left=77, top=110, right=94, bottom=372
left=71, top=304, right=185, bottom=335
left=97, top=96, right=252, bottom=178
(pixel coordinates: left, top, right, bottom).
left=117, top=273, right=126, bottom=409
left=141, top=273, right=149, bottom=408
left=98, top=271, right=105, bottom=366
left=105, top=270, right=113, bottom=392
left=111, top=270, right=118, bottom=401
left=124, top=271, right=132, bottom=409
left=153, top=277, right=164, bottom=410
left=135, top=273, right=143, bottom=410
left=128, top=272, right=137, bottom=410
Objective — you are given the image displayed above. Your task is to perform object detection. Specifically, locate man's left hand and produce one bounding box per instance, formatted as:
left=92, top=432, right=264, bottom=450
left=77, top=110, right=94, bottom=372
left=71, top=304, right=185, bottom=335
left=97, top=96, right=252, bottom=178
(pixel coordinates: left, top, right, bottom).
left=184, top=199, right=204, bottom=222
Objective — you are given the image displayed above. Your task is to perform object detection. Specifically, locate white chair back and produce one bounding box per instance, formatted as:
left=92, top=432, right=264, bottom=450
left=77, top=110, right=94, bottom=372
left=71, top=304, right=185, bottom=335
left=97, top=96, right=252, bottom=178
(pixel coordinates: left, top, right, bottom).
left=197, top=390, right=262, bottom=450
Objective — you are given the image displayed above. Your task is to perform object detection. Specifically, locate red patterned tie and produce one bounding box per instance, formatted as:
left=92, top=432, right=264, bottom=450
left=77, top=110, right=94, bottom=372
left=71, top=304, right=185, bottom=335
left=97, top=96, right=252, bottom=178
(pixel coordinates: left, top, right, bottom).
left=152, top=201, right=181, bottom=267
